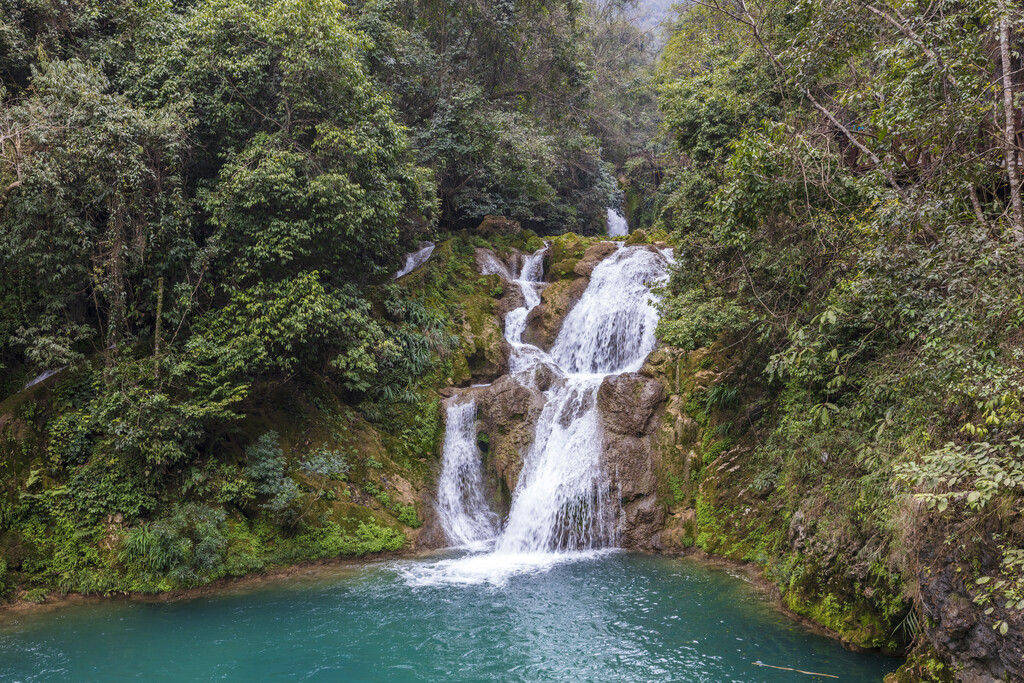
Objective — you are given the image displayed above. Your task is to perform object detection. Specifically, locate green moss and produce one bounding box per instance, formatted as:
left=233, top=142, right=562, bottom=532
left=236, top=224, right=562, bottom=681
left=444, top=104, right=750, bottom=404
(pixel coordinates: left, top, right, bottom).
left=702, top=437, right=732, bottom=464
left=884, top=648, right=954, bottom=683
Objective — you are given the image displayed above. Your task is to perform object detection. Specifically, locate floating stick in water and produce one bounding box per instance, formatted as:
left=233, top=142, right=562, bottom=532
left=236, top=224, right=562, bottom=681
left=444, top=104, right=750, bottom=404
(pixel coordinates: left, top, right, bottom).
left=752, top=661, right=839, bottom=678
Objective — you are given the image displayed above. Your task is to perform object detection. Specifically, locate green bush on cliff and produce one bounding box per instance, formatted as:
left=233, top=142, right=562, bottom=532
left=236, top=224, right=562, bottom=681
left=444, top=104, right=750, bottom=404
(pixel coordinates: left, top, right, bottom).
left=656, top=288, right=749, bottom=351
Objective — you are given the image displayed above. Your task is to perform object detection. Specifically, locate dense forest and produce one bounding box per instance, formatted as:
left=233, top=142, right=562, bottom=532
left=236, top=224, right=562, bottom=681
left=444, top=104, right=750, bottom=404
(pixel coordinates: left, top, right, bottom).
left=2, top=0, right=1023, bottom=679
left=645, top=0, right=1024, bottom=678
left=0, top=0, right=655, bottom=592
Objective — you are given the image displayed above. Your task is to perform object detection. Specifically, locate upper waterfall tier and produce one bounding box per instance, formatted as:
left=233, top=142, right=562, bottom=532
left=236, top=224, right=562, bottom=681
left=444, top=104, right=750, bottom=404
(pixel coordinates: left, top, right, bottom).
left=550, top=245, right=668, bottom=376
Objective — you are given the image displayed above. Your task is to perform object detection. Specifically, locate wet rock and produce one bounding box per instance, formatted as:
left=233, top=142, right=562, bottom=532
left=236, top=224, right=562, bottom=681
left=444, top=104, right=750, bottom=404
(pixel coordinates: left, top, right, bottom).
left=573, top=242, right=618, bottom=277
left=597, top=373, right=666, bottom=436
left=495, top=282, right=526, bottom=321
left=659, top=508, right=696, bottom=550
left=597, top=373, right=669, bottom=551
left=522, top=278, right=588, bottom=350
left=532, top=363, right=558, bottom=392
left=619, top=495, right=664, bottom=549
left=475, top=247, right=516, bottom=281
left=604, top=435, right=657, bottom=500
left=462, top=313, right=510, bottom=384
left=475, top=376, right=545, bottom=494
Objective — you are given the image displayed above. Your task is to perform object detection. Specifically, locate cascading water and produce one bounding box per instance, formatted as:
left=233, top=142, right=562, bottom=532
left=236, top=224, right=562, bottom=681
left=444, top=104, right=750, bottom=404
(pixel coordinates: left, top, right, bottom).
left=394, top=242, right=436, bottom=279
left=435, top=399, right=497, bottom=548
left=606, top=208, right=629, bottom=237
left=406, top=242, right=671, bottom=585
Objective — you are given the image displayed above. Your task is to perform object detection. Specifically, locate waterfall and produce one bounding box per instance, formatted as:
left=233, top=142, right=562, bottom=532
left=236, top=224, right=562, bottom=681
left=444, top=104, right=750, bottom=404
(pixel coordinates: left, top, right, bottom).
left=606, top=208, right=629, bottom=237
left=411, top=242, right=670, bottom=585
left=504, top=247, right=552, bottom=374
left=394, top=242, right=435, bottom=279
left=497, top=246, right=667, bottom=554
left=550, top=245, right=666, bottom=375
left=436, top=399, right=497, bottom=548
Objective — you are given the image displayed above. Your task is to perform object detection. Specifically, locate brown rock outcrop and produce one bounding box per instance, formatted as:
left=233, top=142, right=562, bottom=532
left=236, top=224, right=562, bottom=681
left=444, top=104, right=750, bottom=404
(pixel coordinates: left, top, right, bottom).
left=597, top=372, right=665, bottom=436
left=476, top=215, right=521, bottom=236
left=522, top=279, right=587, bottom=349
left=597, top=372, right=668, bottom=550
left=573, top=241, right=618, bottom=277
left=475, top=376, right=544, bottom=497
left=462, top=313, right=509, bottom=384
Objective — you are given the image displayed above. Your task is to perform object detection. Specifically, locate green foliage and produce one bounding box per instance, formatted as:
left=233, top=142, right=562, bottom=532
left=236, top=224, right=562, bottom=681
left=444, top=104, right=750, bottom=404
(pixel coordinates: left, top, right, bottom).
left=244, top=432, right=286, bottom=496
left=0, top=558, right=11, bottom=600
left=301, top=448, right=351, bottom=481
left=656, top=288, right=749, bottom=351
left=667, top=474, right=686, bottom=504
left=1, top=57, right=188, bottom=369
left=121, top=504, right=228, bottom=586
left=654, top=0, right=1024, bottom=653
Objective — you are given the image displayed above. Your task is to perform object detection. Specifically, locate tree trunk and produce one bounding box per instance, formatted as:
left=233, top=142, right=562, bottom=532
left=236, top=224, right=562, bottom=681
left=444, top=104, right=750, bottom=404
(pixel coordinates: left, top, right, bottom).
left=154, top=276, right=164, bottom=380
left=998, top=0, right=1023, bottom=241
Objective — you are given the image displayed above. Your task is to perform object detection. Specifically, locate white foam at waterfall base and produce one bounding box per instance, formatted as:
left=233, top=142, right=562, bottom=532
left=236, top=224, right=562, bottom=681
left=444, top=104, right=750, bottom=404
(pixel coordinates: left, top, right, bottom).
left=401, top=243, right=671, bottom=587
left=397, top=548, right=616, bottom=587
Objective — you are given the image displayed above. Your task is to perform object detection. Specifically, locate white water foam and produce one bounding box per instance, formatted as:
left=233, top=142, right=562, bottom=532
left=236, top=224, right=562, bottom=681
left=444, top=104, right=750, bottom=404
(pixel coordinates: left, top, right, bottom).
left=435, top=398, right=497, bottom=549
left=404, top=242, right=671, bottom=586
left=606, top=208, right=629, bottom=237
left=394, top=242, right=435, bottom=279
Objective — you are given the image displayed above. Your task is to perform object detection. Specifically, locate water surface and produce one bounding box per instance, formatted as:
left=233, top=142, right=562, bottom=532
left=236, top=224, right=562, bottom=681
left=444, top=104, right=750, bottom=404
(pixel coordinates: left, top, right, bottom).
left=0, top=553, right=899, bottom=682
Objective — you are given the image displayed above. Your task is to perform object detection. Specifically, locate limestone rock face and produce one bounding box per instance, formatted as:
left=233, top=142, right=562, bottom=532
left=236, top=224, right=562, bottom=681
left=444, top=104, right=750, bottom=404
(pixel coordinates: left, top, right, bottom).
left=495, top=281, right=526, bottom=322
left=522, top=279, right=587, bottom=349
left=597, top=372, right=665, bottom=436
left=462, top=313, right=509, bottom=384
left=596, top=372, right=668, bottom=550
left=915, top=522, right=1024, bottom=683
left=619, top=495, right=663, bottom=549
left=474, top=376, right=544, bottom=497
left=573, top=241, right=618, bottom=277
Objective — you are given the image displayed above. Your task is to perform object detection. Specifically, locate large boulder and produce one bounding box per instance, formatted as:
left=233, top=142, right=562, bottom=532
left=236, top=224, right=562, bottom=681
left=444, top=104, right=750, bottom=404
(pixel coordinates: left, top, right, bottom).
left=522, top=278, right=587, bottom=350
left=597, top=372, right=666, bottom=436
left=476, top=215, right=521, bottom=236
left=597, top=372, right=668, bottom=550
left=462, top=313, right=509, bottom=384
left=475, top=376, right=544, bottom=496
left=573, top=241, right=618, bottom=277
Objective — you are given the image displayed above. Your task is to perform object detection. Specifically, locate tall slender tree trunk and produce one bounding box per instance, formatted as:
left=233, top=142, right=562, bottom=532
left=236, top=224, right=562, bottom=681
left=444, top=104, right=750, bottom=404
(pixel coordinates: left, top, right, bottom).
left=998, top=0, right=1023, bottom=242
left=154, top=276, right=164, bottom=380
